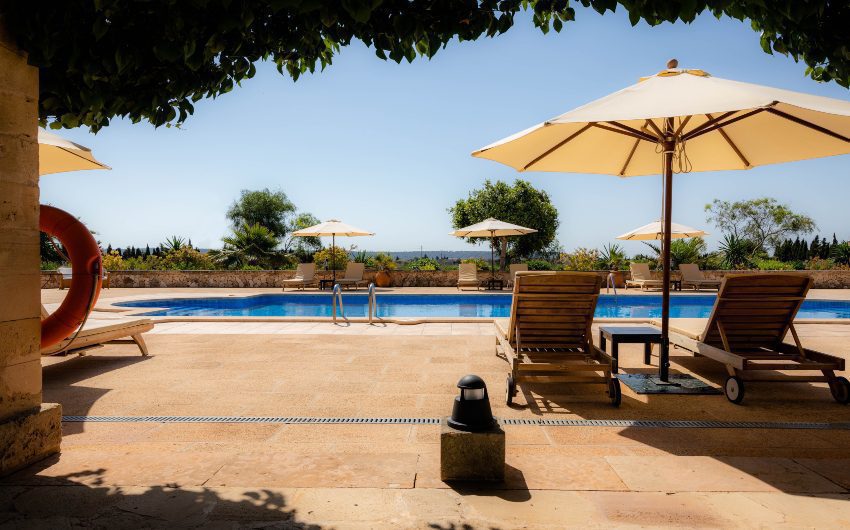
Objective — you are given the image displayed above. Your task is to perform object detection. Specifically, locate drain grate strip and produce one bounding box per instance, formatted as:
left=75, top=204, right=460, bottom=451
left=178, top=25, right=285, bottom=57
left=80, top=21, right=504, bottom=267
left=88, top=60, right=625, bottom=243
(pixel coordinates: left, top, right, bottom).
left=61, top=416, right=849, bottom=429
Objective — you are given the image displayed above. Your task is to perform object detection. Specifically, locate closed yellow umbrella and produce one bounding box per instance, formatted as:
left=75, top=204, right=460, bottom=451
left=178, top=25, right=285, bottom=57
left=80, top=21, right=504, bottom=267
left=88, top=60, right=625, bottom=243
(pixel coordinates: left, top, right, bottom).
left=38, top=129, right=110, bottom=176
left=473, top=60, right=850, bottom=381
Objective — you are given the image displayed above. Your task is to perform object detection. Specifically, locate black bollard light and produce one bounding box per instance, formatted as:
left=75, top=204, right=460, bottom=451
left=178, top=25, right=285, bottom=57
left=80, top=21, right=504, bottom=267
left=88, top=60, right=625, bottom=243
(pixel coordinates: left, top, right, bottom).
left=447, top=374, right=496, bottom=432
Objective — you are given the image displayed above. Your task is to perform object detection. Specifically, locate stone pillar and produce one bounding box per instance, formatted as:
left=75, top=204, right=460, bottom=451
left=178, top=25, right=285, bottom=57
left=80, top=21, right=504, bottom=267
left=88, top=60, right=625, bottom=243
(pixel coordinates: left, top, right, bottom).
left=0, top=17, right=61, bottom=475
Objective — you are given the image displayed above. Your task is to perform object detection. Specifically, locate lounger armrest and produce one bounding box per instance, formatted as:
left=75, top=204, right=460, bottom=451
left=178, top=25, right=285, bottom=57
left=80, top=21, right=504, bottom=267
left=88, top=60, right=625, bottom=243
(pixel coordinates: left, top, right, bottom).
left=667, top=331, right=745, bottom=370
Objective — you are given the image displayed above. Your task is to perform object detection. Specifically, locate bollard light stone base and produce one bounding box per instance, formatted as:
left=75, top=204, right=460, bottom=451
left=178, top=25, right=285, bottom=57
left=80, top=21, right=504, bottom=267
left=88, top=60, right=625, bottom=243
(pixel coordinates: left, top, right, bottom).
left=440, top=417, right=505, bottom=482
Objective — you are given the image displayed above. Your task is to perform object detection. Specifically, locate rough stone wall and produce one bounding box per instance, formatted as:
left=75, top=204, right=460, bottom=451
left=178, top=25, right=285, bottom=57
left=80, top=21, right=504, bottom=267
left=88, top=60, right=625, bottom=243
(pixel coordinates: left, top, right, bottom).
left=40, top=269, right=850, bottom=289
left=0, top=22, right=42, bottom=422
left=1, top=18, right=61, bottom=475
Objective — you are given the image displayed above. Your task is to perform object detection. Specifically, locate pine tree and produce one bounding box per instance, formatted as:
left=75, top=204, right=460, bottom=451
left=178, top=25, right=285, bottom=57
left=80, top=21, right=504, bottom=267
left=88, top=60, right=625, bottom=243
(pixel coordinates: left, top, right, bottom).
left=144, top=245, right=151, bottom=257
left=105, top=244, right=112, bottom=255
left=809, top=236, right=820, bottom=260
left=834, top=233, right=839, bottom=246
left=820, top=237, right=830, bottom=259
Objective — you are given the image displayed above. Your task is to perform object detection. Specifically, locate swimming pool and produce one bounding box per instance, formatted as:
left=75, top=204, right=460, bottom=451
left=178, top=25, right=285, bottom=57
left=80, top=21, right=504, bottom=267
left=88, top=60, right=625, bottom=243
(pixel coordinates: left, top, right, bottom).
left=115, top=294, right=850, bottom=319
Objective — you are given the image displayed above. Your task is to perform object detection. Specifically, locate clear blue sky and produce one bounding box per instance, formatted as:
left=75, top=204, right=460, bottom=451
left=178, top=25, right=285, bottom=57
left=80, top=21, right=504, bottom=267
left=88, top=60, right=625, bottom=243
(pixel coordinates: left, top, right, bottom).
left=42, top=8, right=850, bottom=256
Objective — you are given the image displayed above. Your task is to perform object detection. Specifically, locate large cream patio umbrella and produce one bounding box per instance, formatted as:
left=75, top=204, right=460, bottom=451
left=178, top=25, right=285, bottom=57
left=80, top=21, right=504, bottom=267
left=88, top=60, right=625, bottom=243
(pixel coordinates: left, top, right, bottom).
left=292, top=219, right=374, bottom=282
left=451, top=217, right=537, bottom=279
left=617, top=220, right=707, bottom=241
left=473, top=60, right=850, bottom=381
left=38, top=129, right=110, bottom=175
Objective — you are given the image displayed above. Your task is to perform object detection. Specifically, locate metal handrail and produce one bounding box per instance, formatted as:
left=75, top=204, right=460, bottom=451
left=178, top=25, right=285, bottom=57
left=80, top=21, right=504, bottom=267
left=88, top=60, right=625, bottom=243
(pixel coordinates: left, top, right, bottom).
left=367, top=283, right=377, bottom=324
left=332, top=283, right=345, bottom=322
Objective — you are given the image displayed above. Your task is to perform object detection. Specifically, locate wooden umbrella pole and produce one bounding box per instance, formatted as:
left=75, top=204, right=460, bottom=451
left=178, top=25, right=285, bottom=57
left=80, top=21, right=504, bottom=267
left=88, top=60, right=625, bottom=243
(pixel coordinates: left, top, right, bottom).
left=659, top=117, right=675, bottom=382
left=332, top=234, right=336, bottom=283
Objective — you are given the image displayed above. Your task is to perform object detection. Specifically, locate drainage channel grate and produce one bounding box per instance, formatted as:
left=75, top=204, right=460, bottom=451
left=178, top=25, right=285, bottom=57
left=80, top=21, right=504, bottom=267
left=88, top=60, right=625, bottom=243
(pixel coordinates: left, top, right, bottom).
left=61, top=416, right=850, bottom=430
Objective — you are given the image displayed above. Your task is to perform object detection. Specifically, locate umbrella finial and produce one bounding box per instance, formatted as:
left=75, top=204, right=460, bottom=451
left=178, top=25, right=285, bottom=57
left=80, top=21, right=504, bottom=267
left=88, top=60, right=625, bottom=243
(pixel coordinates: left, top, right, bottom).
left=666, top=58, right=679, bottom=69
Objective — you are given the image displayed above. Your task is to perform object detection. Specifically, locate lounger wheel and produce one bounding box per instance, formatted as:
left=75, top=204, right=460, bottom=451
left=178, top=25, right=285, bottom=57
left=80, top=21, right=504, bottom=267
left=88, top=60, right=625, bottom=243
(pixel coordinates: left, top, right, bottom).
left=829, top=376, right=850, bottom=405
left=505, top=375, right=516, bottom=406
left=724, top=376, right=745, bottom=404
left=608, top=378, right=622, bottom=407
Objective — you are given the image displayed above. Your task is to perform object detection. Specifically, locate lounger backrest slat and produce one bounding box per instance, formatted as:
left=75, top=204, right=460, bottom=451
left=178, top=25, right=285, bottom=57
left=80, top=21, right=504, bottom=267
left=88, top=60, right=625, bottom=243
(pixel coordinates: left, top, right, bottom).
left=679, top=264, right=704, bottom=282
left=629, top=263, right=652, bottom=281
left=458, top=263, right=478, bottom=282
left=343, top=262, right=365, bottom=280
left=507, top=271, right=601, bottom=351
left=294, top=263, right=315, bottom=281
left=701, top=274, right=812, bottom=350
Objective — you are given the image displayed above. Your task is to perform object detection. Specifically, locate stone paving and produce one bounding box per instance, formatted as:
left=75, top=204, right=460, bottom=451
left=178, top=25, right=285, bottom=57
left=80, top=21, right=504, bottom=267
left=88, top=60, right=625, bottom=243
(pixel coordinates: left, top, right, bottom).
left=4, top=289, right=850, bottom=527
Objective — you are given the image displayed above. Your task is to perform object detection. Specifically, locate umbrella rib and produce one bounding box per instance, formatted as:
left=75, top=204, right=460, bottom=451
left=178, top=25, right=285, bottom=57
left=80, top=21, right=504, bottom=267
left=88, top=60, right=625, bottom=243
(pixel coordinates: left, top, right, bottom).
left=619, top=138, right=641, bottom=176
left=598, top=121, right=658, bottom=143
left=673, top=116, right=692, bottom=137
left=682, top=107, right=768, bottom=141
left=765, top=108, right=850, bottom=143
left=643, top=119, right=665, bottom=140
left=522, top=123, right=593, bottom=170
left=55, top=146, right=111, bottom=170
left=705, top=113, right=751, bottom=168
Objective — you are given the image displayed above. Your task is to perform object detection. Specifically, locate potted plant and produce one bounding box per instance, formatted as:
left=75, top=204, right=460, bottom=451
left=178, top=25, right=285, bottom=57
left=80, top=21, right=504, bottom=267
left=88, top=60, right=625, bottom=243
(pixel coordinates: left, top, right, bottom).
left=372, top=253, right=396, bottom=287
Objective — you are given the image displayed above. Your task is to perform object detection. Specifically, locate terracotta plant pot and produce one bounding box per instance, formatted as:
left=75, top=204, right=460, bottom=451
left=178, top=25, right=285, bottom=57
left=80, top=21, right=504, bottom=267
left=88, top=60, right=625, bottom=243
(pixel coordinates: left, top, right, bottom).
left=375, top=270, right=392, bottom=287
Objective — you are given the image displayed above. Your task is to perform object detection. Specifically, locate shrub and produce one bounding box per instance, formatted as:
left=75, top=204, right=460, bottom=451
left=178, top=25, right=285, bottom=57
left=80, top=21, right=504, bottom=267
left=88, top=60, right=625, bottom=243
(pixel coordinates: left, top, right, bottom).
left=831, top=242, right=850, bottom=265
left=102, top=250, right=127, bottom=271
left=372, top=253, right=397, bottom=271
left=752, top=258, right=795, bottom=271
left=560, top=248, right=599, bottom=272
left=313, top=246, right=349, bottom=271
left=40, top=261, right=62, bottom=271
left=598, top=243, right=626, bottom=270
left=160, top=247, right=215, bottom=270
left=461, top=257, right=491, bottom=271
left=526, top=259, right=557, bottom=271
left=404, top=257, right=440, bottom=271
left=805, top=257, right=837, bottom=270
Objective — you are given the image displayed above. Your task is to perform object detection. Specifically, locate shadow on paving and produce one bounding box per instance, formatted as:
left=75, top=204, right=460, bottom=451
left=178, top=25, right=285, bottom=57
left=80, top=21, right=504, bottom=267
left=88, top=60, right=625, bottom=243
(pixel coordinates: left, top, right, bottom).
left=42, top=353, right=149, bottom=435
left=2, top=463, right=322, bottom=528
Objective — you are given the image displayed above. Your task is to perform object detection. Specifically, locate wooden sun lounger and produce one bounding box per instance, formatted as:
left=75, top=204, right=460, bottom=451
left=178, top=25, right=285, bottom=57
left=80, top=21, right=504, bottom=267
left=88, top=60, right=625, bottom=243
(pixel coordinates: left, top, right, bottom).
left=679, top=263, right=721, bottom=291
left=282, top=263, right=317, bottom=290
left=625, top=263, right=664, bottom=291
left=457, top=263, right=481, bottom=290
left=495, top=271, right=620, bottom=406
left=507, top=263, right=528, bottom=288
left=40, top=307, right=153, bottom=357
left=335, top=262, right=368, bottom=290
left=657, top=274, right=848, bottom=404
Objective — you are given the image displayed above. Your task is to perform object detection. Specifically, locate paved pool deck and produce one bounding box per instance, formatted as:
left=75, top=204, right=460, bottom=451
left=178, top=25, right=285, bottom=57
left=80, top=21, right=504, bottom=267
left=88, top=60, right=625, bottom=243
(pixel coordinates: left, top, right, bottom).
left=5, top=288, right=849, bottom=527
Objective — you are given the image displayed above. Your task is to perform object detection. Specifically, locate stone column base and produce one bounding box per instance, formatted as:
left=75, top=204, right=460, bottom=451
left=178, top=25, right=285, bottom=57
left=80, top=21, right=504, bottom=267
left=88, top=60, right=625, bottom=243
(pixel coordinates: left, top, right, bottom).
left=0, top=403, right=61, bottom=476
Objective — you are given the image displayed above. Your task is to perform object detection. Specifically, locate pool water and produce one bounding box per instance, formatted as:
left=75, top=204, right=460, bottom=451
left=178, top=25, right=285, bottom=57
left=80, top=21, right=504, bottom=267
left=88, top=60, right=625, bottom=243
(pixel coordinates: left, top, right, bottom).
left=115, top=294, right=850, bottom=319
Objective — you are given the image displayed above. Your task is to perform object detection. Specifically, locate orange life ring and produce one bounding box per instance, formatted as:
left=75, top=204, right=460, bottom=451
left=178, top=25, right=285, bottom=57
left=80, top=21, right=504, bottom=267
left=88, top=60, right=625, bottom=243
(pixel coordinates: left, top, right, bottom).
left=40, top=205, right=102, bottom=349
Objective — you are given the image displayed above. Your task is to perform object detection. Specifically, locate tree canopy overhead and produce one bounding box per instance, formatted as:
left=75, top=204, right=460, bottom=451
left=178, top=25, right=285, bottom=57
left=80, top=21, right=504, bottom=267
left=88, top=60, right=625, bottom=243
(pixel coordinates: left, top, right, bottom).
left=3, top=1, right=850, bottom=132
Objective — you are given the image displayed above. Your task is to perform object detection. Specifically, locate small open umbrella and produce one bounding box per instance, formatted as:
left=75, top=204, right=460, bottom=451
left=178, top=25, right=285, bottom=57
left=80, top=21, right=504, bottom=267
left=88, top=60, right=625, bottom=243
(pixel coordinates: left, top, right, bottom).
left=38, top=129, right=110, bottom=176
left=473, top=60, right=850, bottom=381
left=617, top=221, right=707, bottom=241
left=451, top=218, right=537, bottom=280
left=292, top=220, right=374, bottom=282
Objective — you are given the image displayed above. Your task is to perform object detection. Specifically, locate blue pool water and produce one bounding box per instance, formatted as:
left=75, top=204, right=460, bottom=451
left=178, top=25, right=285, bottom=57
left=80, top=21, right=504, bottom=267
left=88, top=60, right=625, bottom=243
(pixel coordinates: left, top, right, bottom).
left=115, top=294, right=850, bottom=319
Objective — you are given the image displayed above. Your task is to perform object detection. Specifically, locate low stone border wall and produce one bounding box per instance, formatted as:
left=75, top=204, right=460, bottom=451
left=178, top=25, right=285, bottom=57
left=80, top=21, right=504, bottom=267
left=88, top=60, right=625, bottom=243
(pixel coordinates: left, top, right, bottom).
left=40, top=269, right=850, bottom=289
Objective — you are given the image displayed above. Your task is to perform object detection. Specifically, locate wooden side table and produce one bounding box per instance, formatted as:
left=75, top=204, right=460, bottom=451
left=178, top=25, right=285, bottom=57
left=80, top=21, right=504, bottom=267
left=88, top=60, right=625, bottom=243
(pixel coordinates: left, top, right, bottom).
left=319, top=279, right=336, bottom=290
left=598, top=326, right=662, bottom=374
left=485, top=278, right=504, bottom=291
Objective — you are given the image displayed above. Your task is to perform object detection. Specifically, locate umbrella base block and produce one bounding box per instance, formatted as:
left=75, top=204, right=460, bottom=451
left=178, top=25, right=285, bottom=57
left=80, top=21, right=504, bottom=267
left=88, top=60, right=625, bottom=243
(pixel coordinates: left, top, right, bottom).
left=617, top=374, right=721, bottom=395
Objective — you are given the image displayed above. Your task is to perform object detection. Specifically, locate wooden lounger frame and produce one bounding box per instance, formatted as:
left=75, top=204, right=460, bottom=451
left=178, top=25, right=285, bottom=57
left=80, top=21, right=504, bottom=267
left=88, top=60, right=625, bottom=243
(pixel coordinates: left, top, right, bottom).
left=495, top=271, right=619, bottom=406
left=667, top=274, right=848, bottom=404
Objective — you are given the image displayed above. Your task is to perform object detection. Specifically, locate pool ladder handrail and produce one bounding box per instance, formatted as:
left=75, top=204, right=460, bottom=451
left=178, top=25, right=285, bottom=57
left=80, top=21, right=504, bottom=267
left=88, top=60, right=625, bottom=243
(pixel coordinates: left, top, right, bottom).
left=332, top=283, right=345, bottom=322
left=368, top=283, right=377, bottom=324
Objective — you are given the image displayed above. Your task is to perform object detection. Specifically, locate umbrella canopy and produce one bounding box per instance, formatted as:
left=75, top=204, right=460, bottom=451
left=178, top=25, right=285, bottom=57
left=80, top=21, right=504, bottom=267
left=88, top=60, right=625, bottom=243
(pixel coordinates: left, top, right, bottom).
left=451, top=218, right=537, bottom=281
left=472, top=60, right=850, bottom=382
left=450, top=218, right=537, bottom=238
left=616, top=221, right=707, bottom=241
left=38, top=129, right=110, bottom=176
left=292, top=219, right=374, bottom=237
left=292, top=219, right=374, bottom=282
left=473, top=65, right=850, bottom=176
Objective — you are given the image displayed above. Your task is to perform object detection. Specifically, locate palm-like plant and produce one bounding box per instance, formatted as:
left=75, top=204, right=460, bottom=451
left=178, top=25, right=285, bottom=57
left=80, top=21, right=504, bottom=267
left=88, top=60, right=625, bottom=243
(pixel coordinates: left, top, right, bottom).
left=210, top=223, right=281, bottom=269
left=830, top=242, right=850, bottom=265
left=719, top=234, right=755, bottom=269
left=599, top=243, right=626, bottom=270
left=160, top=235, right=187, bottom=253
